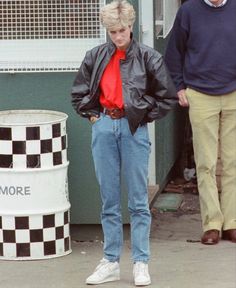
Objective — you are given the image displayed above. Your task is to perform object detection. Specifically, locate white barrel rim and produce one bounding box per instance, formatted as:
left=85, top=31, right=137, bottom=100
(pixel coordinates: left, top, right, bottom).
left=0, top=161, right=69, bottom=173
left=0, top=109, right=68, bottom=126
left=0, top=249, right=72, bottom=261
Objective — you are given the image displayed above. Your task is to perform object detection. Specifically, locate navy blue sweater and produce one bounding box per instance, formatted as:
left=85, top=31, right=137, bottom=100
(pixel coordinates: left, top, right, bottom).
left=165, top=0, right=236, bottom=95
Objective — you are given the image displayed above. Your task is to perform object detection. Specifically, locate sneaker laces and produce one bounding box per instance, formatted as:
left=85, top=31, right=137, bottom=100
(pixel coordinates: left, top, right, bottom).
left=134, top=262, right=149, bottom=277
left=95, top=258, right=109, bottom=271
left=94, top=258, right=118, bottom=275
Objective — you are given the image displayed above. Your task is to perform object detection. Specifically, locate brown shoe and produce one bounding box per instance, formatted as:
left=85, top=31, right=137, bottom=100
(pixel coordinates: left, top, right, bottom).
left=201, top=230, right=220, bottom=245
left=222, top=229, right=236, bottom=243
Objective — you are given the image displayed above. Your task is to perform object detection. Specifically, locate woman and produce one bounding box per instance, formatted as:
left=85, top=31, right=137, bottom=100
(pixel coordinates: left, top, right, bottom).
left=71, top=0, right=177, bottom=286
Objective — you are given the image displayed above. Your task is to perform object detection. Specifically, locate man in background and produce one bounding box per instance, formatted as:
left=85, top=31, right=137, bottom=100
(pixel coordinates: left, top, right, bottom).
left=165, top=0, right=236, bottom=245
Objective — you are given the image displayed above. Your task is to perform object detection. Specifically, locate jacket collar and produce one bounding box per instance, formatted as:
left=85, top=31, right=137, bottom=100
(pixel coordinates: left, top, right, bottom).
left=107, top=33, right=138, bottom=59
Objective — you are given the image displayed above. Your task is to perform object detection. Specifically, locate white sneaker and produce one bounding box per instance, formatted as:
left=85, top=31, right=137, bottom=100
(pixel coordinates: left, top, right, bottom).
left=86, top=258, right=120, bottom=285
left=133, top=262, right=151, bottom=286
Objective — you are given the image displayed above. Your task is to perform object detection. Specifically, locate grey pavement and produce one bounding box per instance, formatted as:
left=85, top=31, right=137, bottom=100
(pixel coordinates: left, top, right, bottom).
left=0, top=194, right=236, bottom=288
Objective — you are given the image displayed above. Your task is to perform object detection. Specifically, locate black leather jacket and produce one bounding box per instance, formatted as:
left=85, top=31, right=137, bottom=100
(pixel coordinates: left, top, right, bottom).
left=71, top=37, right=177, bottom=134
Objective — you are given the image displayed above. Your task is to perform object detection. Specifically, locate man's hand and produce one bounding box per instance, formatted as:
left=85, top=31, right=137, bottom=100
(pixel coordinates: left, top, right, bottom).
left=178, top=89, right=189, bottom=107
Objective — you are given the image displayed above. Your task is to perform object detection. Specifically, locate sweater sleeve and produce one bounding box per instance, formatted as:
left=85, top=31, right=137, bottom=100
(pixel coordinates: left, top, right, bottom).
left=164, top=10, right=188, bottom=92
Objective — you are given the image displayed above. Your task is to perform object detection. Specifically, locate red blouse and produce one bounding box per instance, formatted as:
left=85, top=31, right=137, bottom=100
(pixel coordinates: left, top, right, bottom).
left=99, top=49, right=126, bottom=109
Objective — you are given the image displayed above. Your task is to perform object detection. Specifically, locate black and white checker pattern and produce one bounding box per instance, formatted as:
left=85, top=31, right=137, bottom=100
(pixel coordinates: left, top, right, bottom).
left=0, top=210, right=71, bottom=260
left=0, top=122, right=67, bottom=169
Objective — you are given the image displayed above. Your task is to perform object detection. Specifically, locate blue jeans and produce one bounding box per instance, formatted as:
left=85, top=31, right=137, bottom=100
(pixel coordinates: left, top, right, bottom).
left=91, top=113, right=151, bottom=263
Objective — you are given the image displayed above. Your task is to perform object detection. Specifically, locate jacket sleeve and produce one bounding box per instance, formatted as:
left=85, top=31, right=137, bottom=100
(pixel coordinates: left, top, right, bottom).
left=143, top=54, right=178, bottom=122
left=164, top=8, right=188, bottom=92
left=71, top=50, right=100, bottom=118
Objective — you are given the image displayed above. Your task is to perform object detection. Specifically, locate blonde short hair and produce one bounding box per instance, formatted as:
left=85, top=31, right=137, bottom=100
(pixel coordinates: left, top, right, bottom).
left=100, top=0, right=136, bottom=30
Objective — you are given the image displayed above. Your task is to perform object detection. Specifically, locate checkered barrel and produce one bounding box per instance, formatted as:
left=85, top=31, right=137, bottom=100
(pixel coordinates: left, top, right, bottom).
left=0, top=110, right=71, bottom=260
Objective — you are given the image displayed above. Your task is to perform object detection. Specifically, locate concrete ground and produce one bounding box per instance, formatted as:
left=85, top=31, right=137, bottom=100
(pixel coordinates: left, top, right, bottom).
left=0, top=193, right=236, bottom=288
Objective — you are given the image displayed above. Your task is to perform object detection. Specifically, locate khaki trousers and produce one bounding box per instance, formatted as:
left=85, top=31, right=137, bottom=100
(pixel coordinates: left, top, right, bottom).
left=186, top=88, right=236, bottom=232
